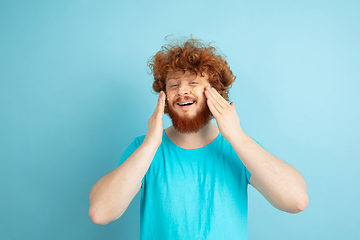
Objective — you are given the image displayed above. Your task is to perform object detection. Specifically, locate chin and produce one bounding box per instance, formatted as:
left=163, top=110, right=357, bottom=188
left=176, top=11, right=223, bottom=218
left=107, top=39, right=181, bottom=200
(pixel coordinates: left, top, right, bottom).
left=168, top=103, right=212, bottom=133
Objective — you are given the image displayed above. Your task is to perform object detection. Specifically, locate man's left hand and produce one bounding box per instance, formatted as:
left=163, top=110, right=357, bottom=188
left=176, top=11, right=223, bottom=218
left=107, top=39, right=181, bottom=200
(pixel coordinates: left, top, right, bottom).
left=205, top=87, right=244, bottom=144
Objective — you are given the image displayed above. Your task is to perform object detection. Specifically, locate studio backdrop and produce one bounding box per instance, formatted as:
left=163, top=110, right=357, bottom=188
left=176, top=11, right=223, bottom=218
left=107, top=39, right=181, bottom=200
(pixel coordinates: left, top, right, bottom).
left=1, top=0, right=359, bottom=239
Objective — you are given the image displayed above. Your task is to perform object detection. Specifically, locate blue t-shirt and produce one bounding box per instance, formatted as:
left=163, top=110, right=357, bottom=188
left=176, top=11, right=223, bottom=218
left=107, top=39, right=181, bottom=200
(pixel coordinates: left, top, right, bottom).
left=118, top=130, right=257, bottom=240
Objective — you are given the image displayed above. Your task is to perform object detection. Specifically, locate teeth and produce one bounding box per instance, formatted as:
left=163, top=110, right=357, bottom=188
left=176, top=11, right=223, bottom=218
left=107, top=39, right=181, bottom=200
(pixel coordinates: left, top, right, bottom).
left=179, top=101, right=194, bottom=106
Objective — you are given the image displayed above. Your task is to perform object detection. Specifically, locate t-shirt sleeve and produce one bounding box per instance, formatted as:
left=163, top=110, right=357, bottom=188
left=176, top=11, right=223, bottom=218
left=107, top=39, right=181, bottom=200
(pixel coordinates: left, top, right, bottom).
left=245, top=167, right=252, bottom=184
left=244, top=138, right=264, bottom=184
left=117, top=136, right=146, bottom=185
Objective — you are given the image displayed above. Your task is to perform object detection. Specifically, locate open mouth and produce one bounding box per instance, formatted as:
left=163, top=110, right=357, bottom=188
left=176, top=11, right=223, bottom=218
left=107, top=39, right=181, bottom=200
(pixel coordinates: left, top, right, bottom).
left=177, top=101, right=195, bottom=107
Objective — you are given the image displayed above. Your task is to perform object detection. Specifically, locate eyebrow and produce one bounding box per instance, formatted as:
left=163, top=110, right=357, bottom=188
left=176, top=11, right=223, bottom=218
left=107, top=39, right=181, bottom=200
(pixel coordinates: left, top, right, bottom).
left=166, top=78, right=180, bottom=84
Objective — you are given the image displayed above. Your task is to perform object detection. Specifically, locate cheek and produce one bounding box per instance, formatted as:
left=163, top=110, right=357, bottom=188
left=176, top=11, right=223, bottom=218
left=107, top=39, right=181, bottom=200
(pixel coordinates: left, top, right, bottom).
left=166, top=91, right=176, bottom=101
left=191, top=86, right=201, bottom=95
left=191, top=83, right=210, bottom=96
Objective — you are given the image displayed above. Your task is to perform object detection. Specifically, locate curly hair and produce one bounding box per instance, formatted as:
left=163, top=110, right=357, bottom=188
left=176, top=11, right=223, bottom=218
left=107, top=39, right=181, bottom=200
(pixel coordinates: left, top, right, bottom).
left=148, top=37, right=236, bottom=102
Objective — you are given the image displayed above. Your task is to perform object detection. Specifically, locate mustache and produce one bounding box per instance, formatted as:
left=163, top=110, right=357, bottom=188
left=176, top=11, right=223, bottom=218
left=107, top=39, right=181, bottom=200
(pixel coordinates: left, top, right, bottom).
left=173, top=96, right=196, bottom=103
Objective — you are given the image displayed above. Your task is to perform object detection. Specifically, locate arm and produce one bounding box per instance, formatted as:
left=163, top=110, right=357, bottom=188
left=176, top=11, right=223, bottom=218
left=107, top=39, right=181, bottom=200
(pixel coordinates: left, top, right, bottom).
left=233, top=132, right=308, bottom=213
left=205, top=87, right=309, bottom=213
left=88, top=91, right=166, bottom=225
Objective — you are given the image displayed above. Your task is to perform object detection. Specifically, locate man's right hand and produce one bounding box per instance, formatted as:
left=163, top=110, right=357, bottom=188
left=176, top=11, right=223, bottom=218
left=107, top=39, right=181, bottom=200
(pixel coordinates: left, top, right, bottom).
left=144, top=91, right=166, bottom=148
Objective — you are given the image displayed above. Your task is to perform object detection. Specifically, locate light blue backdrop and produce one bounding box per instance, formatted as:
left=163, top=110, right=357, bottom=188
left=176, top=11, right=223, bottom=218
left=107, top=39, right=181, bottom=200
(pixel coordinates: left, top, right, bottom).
left=1, top=0, right=359, bottom=239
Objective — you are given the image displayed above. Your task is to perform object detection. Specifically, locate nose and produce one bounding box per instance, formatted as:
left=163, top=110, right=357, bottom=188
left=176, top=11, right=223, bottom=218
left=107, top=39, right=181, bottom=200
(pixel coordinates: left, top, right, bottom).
left=177, top=82, right=191, bottom=96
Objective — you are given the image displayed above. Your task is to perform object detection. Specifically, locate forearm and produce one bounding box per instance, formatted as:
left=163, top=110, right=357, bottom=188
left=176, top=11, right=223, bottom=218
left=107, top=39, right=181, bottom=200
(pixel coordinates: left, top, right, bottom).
left=231, top=130, right=308, bottom=213
left=89, top=141, right=158, bottom=225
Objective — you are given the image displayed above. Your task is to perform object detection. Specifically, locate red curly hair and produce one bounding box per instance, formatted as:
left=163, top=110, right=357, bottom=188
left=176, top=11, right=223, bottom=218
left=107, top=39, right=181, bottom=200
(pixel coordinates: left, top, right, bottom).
left=148, top=37, right=236, bottom=102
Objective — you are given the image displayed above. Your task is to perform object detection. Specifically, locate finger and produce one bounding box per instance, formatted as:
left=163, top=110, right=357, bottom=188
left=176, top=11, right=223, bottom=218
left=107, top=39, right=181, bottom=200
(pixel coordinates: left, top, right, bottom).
left=154, top=91, right=165, bottom=115
left=207, top=98, right=221, bottom=119
left=205, top=87, right=227, bottom=111
left=205, top=87, right=224, bottom=114
left=159, top=91, right=166, bottom=108
left=208, top=87, right=229, bottom=108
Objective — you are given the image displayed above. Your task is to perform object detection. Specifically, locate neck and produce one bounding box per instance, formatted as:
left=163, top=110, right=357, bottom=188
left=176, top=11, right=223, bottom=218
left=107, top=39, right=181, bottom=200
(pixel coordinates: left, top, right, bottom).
left=165, top=121, right=220, bottom=149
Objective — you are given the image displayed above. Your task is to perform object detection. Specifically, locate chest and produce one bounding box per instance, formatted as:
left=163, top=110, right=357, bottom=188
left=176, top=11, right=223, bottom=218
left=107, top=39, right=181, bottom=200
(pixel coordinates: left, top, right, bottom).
left=146, top=146, right=247, bottom=194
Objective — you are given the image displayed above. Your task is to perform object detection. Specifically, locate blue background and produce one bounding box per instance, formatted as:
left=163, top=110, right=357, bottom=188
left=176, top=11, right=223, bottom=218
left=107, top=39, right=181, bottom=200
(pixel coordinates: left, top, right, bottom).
left=1, top=0, right=359, bottom=239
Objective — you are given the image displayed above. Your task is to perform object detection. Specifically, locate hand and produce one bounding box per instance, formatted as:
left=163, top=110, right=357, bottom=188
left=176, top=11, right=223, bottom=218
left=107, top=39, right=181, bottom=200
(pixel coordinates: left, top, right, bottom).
left=144, top=91, right=166, bottom=148
left=205, top=87, right=244, bottom=144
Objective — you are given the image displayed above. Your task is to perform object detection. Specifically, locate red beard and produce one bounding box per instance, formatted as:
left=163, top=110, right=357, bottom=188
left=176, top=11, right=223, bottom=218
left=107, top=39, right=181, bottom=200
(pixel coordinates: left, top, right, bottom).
left=167, top=97, right=213, bottom=133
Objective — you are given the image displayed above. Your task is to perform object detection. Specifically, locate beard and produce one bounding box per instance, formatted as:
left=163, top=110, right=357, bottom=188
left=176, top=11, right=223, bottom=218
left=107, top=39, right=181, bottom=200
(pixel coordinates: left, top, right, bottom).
left=167, top=97, right=213, bottom=133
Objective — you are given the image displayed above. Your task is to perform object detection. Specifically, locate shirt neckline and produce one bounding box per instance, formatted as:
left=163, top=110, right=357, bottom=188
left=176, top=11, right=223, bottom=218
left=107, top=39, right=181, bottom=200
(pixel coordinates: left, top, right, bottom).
left=163, top=129, right=221, bottom=151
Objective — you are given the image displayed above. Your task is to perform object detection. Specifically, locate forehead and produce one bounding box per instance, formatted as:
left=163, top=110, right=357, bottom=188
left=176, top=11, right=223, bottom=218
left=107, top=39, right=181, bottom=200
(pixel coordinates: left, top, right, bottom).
left=166, top=71, right=208, bottom=83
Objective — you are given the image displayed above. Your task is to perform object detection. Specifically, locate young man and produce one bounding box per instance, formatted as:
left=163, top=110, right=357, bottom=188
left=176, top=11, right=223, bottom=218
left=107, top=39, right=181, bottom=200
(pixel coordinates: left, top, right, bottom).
left=89, top=38, right=309, bottom=239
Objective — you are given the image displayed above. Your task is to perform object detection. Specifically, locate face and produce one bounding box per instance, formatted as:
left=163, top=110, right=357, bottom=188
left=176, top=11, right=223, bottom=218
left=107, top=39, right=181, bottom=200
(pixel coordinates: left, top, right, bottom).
left=165, top=71, right=212, bottom=133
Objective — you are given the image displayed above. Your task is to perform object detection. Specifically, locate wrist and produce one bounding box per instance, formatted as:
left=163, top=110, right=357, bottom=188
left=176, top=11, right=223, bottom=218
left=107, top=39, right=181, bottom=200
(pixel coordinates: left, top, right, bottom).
left=228, top=127, right=248, bottom=145
left=143, top=137, right=161, bottom=150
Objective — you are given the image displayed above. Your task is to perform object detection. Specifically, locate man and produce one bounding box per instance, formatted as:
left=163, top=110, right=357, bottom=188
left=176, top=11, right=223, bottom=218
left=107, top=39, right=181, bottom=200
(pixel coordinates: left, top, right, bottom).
left=89, top=38, right=309, bottom=239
